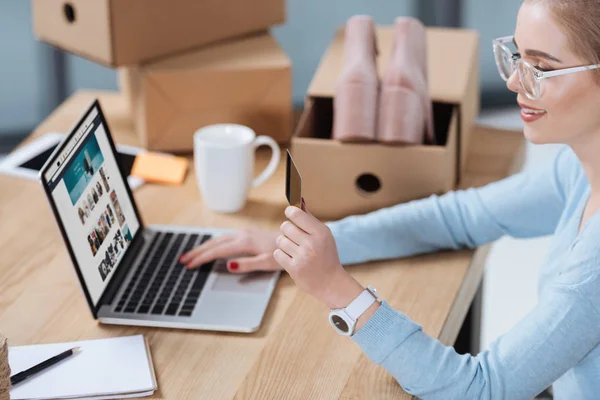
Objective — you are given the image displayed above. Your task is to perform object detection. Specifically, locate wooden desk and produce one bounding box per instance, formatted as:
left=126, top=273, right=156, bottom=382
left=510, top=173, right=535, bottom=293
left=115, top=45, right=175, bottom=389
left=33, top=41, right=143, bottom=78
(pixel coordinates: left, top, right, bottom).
left=0, top=91, right=524, bottom=399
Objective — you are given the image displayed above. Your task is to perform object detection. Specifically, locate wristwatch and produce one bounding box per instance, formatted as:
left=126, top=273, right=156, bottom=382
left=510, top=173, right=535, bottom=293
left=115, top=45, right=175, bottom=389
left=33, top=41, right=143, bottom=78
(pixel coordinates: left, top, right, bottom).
left=329, top=285, right=379, bottom=336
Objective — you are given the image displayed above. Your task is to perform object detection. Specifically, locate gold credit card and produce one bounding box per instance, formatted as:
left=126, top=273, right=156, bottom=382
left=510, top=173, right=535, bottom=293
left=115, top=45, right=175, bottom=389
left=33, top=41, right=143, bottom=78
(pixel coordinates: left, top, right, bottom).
left=285, top=150, right=303, bottom=209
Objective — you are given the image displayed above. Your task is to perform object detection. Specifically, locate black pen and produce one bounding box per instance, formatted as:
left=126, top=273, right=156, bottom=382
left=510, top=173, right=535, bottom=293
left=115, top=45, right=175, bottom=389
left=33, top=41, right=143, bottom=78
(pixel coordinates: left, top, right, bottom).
left=10, top=346, right=81, bottom=386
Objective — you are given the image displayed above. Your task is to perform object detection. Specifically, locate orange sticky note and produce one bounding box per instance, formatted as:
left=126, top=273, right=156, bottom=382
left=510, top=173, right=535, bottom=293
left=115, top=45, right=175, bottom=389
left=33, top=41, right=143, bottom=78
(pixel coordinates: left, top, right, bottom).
left=131, top=152, right=188, bottom=185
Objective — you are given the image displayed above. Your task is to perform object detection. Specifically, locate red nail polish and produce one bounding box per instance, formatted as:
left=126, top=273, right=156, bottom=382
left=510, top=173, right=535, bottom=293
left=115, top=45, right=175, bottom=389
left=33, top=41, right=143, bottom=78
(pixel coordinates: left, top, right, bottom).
left=229, top=262, right=239, bottom=271
left=179, top=255, right=185, bottom=262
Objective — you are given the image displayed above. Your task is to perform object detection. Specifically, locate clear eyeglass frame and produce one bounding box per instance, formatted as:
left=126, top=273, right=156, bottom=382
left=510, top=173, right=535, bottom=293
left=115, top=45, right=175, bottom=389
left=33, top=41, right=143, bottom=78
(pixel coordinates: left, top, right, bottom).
left=493, top=35, right=600, bottom=100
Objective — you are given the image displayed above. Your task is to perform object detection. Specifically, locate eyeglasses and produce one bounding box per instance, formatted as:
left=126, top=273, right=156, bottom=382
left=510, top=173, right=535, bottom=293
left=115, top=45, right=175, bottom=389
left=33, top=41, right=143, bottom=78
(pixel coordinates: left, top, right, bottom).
left=493, top=35, right=600, bottom=100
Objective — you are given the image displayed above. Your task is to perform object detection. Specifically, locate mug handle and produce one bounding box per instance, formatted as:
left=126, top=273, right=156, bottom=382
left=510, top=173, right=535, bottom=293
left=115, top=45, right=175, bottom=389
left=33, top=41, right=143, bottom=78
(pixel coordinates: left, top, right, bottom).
left=251, top=136, right=281, bottom=189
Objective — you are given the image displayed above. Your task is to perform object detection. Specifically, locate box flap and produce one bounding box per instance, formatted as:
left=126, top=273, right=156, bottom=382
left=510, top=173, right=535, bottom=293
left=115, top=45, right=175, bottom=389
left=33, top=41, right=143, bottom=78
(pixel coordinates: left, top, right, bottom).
left=464, top=123, right=525, bottom=178
left=144, top=33, right=290, bottom=72
left=308, top=26, right=478, bottom=104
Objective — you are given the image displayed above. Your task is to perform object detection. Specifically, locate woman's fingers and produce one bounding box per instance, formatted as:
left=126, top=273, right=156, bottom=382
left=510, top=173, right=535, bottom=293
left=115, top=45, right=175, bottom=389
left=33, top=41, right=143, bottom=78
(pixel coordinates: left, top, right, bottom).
left=276, top=235, right=299, bottom=258
left=226, top=253, right=281, bottom=273
left=284, top=206, right=320, bottom=234
left=273, top=248, right=292, bottom=269
left=185, top=240, right=248, bottom=269
left=280, top=220, right=307, bottom=245
left=180, top=234, right=236, bottom=264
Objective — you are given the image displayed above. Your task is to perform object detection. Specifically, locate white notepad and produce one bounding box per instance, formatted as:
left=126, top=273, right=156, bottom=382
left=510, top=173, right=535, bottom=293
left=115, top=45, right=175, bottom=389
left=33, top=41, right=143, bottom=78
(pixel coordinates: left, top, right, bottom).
left=8, top=335, right=157, bottom=400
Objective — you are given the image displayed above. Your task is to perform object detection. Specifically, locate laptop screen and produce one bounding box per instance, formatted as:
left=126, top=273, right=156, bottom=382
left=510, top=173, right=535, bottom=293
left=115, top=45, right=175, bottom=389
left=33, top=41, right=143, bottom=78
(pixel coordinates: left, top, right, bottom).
left=43, top=104, right=141, bottom=306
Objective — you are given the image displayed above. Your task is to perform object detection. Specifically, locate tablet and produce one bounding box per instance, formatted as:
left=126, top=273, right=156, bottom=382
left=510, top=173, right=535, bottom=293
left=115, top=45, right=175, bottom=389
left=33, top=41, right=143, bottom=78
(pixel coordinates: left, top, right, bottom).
left=0, top=132, right=144, bottom=190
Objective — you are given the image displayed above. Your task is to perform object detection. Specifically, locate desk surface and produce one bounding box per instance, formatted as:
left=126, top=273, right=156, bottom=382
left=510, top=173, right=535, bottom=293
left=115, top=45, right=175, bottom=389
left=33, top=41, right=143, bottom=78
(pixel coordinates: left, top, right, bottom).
left=0, top=91, right=524, bottom=399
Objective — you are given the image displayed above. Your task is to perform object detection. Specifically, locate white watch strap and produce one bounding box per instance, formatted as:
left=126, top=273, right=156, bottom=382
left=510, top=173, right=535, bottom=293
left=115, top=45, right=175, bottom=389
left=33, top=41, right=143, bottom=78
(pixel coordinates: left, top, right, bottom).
left=345, top=286, right=378, bottom=320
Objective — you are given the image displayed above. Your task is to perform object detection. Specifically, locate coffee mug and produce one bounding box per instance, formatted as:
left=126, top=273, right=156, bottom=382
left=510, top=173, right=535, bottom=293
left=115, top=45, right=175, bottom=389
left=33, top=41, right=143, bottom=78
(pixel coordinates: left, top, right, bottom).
left=193, top=124, right=281, bottom=213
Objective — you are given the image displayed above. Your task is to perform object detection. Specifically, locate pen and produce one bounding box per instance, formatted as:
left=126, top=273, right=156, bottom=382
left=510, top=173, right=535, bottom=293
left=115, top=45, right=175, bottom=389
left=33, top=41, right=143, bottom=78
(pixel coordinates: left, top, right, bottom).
left=10, top=346, right=81, bottom=386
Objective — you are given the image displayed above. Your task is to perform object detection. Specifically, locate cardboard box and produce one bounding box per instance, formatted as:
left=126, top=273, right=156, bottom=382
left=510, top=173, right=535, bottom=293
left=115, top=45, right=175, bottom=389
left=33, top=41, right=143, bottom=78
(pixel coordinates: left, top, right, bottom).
left=292, top=27, right=479, bottom=220
left=463, top=124, right=526, bottom=180
left=32, top=0, right=285, bottom=66
left=119, top=32, right=292, bottom=152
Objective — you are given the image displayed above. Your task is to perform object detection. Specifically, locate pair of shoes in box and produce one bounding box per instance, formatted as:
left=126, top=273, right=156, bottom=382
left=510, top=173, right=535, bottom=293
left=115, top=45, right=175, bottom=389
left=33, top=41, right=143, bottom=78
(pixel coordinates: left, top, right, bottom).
left=333, top=15, right=435, bottom=145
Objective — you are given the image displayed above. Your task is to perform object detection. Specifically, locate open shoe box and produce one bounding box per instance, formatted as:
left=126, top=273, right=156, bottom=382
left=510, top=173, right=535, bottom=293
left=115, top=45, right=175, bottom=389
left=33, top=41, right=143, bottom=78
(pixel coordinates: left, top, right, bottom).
left=291, top=26, right=480, bottom=220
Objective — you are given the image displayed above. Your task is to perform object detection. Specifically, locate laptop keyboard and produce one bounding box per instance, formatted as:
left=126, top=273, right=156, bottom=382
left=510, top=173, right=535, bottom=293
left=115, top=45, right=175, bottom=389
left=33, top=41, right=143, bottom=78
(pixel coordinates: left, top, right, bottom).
left=114, top=232, right=214, bottom=317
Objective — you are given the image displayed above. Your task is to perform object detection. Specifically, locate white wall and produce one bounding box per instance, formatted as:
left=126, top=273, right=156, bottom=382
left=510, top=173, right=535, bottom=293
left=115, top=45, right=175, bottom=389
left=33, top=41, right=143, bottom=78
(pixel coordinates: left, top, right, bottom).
left=461, top=0, right=522, bottom=93
left=0, top=1, right=45, bottom=132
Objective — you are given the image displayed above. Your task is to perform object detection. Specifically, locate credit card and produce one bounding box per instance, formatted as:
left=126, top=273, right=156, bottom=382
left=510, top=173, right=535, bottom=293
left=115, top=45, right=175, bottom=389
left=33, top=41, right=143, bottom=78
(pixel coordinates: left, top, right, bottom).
left=285, top=150, right=303, bottom=210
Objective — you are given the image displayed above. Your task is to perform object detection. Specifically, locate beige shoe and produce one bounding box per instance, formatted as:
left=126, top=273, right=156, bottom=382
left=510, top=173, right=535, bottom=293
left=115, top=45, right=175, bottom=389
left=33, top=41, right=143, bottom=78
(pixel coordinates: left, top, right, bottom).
left=332, top=15, right=379, bottom=142
left=378, top=17, right=434, bottom=145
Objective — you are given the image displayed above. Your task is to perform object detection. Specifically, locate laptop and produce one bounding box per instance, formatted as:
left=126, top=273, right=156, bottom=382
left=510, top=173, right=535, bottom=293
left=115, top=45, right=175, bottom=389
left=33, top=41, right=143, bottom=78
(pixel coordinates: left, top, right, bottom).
left=39, top=99, right=279, bottom=333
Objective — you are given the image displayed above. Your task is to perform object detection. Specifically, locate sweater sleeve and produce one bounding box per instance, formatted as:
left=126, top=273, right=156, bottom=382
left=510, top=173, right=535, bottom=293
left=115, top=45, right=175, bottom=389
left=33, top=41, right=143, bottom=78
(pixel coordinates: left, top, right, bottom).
left=327, top=148, right=571, bottom=266
left=351, top=268, right=600, bottom=399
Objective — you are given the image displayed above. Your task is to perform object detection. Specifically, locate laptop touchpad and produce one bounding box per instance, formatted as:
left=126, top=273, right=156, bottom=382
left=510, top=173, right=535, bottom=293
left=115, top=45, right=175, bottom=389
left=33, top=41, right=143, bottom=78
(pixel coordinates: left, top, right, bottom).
left=210, top=261, right=273, bottom=293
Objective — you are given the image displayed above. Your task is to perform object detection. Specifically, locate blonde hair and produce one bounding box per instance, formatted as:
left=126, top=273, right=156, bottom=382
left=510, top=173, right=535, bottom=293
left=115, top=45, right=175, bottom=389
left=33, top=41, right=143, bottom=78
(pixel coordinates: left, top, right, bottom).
left=528, top=0, right=600, bottom=82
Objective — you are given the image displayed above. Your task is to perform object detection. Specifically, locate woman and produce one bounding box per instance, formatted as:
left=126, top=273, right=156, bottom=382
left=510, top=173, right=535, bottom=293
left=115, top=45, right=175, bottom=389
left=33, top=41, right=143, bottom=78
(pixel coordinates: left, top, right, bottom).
left=181, top=1, right=600, bottom=398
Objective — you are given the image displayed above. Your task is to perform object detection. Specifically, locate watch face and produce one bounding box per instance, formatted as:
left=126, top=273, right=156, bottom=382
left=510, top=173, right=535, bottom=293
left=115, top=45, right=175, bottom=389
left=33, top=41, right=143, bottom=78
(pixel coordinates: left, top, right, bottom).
left=331, top=314, right=349, bottom=333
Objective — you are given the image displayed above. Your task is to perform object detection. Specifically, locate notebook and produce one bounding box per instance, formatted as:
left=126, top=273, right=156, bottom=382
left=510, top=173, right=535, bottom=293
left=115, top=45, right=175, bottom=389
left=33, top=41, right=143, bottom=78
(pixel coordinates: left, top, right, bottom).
left=8, top=335, right=157, bottom=400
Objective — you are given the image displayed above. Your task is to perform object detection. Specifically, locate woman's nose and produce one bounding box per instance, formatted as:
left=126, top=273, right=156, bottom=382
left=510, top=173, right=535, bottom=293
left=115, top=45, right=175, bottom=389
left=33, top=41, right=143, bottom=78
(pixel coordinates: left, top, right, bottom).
left=506, top=70, right=520, bottom=93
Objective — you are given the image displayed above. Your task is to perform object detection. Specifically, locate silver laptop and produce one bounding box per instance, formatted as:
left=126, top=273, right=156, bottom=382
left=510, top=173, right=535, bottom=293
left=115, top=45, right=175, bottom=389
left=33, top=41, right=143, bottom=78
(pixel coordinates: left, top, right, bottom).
left=39, top=100, right=279, bottom=333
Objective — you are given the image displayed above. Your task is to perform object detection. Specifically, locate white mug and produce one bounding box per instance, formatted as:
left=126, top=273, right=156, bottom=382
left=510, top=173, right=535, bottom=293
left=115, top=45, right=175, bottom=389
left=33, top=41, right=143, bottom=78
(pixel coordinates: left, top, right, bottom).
left=193, top=124, right=281, bottom=213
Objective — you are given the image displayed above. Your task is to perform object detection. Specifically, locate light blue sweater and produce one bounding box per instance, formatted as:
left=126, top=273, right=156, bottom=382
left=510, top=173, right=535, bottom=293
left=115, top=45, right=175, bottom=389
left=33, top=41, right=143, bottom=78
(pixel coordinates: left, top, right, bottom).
left=327, top=147, right=600, bottom=400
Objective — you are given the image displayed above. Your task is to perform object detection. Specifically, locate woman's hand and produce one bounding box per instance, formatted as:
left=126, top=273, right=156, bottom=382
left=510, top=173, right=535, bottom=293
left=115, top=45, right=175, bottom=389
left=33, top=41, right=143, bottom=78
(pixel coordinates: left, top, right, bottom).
left=273, top=205, right=365, bottom=309
left=180, top=228, right=281, bottom=273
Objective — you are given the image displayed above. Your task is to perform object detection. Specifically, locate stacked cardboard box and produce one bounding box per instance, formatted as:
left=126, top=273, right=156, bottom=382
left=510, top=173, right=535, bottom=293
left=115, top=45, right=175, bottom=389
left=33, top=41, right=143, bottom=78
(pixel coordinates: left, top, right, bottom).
left=119, top=33, right=291, bottom=152
left=32, top=0, right=291, bottom=152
